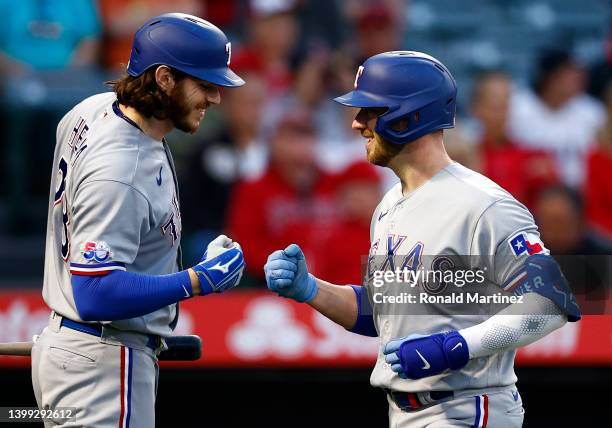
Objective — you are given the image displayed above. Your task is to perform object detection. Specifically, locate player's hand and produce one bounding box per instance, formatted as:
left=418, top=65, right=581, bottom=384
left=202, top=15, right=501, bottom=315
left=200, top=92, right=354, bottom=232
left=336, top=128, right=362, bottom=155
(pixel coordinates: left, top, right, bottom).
left=383, top=332, right=469, bottom=380
left=264, top=244, right=318, bottom=302
left=192, top=236, right=245, bottom=293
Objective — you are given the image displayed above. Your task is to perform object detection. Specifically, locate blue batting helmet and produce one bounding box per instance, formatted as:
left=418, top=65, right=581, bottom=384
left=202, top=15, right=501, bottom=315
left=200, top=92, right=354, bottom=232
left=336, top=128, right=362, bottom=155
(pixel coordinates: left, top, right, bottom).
left=127, top=13, right=245, bottom=87
left=334, top=51, right=456, bottom=145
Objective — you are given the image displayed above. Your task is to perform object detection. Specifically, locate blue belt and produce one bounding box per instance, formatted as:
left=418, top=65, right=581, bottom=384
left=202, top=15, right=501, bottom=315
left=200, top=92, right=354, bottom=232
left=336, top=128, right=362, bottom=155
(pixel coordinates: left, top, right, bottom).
left=60, top=317, right=161, bottom=351
left=388, top=390, right=454, bottom=411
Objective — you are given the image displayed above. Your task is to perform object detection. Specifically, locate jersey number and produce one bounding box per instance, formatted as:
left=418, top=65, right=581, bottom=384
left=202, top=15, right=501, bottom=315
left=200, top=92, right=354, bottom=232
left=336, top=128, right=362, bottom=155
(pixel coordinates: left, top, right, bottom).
left=54, top=158, right=70, bottom=260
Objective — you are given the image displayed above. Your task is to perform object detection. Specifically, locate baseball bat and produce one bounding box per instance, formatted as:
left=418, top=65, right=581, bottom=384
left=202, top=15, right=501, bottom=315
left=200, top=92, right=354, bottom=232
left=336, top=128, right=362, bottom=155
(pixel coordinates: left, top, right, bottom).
left=0, top=335, right=202, bottom=361
left=0, top=342, right=33, bottom=356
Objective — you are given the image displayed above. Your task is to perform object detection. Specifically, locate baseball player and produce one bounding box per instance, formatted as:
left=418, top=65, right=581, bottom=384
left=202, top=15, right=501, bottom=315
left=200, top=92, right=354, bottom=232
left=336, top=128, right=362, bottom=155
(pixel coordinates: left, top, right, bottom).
left=264, top=52, right=581, bottom=427
left=31, top=14, right=246, bottom=427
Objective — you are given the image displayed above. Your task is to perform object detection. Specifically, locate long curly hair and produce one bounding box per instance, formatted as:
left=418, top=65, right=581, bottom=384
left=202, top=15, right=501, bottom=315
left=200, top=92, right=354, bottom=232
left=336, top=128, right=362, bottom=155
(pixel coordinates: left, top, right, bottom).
left=107, top=67, right=187, bottom=120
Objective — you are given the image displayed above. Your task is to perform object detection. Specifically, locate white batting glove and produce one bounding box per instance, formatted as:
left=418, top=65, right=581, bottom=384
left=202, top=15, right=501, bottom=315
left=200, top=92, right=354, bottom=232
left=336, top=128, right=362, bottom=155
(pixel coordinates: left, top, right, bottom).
left=202, top=234, right=241, bottom=261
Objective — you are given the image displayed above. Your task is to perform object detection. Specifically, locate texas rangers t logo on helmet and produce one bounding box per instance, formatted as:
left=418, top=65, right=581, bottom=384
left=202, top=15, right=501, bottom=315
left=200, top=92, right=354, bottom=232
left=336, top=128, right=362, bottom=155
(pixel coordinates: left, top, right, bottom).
left=226, top=42, right=232, bottom=66
left=354, top=66, right=365, bottom=88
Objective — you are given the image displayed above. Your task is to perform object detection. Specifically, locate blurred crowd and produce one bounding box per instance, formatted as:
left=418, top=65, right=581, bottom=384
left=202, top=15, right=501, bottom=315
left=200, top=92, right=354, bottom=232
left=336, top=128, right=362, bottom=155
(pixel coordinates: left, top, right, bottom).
left=0, top=0, right=611, bottom=286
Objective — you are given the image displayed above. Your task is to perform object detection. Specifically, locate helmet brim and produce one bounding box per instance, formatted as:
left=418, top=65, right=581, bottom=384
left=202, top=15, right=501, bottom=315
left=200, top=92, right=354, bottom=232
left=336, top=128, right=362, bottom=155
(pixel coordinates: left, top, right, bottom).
left=333, top=89, right=390, bottom=108
left=190, top=66, right=246, bottom=87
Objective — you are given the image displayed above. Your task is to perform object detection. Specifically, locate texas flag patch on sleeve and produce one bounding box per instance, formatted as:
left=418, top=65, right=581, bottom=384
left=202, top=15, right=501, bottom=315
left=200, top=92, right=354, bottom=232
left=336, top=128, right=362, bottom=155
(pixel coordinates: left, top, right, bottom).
left=507, top=232, right=546, bottom=257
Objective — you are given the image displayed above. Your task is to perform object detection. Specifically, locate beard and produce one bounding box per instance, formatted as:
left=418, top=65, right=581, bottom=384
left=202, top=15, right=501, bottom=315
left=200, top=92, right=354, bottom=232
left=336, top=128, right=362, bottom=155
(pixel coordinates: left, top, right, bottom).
left=165, top=81, right=206, bottom=134
left=366, top=133, right=403, bottom=166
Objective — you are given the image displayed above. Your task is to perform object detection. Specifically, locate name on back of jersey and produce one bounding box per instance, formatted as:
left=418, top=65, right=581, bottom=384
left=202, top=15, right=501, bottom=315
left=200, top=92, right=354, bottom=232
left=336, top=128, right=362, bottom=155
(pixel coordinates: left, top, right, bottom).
left=68, top=116, right=89, bottom=167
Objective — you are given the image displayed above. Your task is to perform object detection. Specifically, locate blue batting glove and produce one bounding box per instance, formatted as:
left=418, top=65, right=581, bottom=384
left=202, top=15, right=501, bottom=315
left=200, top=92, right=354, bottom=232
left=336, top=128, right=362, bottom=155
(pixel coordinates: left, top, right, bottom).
left=264, top=244, right=317, bottom=302
left=192, top=241, right=245, bottom=294
left=383, top=331, right=469, bottom=380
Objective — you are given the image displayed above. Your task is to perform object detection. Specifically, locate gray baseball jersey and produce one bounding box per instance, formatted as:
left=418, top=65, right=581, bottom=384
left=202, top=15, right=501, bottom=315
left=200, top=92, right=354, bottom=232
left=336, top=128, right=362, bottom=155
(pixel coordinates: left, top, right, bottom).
left=367, top=162, right=545, bottom=392
left=43, top=92, right=182, bottom=336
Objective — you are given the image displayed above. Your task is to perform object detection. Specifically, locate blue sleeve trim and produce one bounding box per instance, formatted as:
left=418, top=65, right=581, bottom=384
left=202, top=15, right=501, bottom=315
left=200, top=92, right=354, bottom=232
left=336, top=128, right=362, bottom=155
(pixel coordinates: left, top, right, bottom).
left=72, top=269, right=196, bottom=321
left=347, top=285, right=378, bottom=337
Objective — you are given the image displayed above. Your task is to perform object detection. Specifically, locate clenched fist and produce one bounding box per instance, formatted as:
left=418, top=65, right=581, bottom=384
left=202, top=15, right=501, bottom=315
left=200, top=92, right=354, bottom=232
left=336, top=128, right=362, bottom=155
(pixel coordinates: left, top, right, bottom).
left=264, top=244, right=318, bottom=302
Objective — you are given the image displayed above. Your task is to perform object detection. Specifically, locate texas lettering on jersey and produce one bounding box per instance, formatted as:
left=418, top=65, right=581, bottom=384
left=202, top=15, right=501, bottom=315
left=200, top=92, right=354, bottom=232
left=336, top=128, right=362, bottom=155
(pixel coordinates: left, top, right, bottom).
left=366, top=235, right=424, bottom=281
left=161, top=193, right=182, bottom=245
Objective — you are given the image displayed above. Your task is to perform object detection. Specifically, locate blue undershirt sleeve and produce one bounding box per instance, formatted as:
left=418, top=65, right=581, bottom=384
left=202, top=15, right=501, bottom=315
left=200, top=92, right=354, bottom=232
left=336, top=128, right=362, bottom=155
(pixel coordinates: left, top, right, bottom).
left=71, top=269, right=213, bottom=321
left=347, top=285, right=378, bottom=337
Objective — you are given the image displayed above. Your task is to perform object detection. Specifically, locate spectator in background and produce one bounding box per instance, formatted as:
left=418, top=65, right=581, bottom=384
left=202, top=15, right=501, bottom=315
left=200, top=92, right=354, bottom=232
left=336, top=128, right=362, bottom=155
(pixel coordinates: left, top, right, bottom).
left=508, top=48, right=606, bottom=188
left=351, top=2, right=402, bottom=63
left=336, top=2, right=404, bottom=183
left=98, top=0, right=202, bottom=72
left=227, top=108, right=337, bottom=284
left=439, top=127, right=481, bottom=172
left=201, top=0, right=242, bottom=35
left=179, top=71, right=268, bottom=239
left=588, top=33, right=612, bottom=101
left=296, top=0, right=345, bottom=53
left=232, top=0, right=299, bottom=97
left=341, top=0, right=406, bottom=41
left=289, top=48, right=367, bottom=175
left=316, top=161, right=382, bottom=285
left=273, top=1, right=404, bottom=191
left=0, top=0, right=102, bottom=234
left=470, top=71, right=558, bottom=209
left=534, top=185, right=611, bottom=309
left=0, top=0, right=100, bottom=73
left=585, top=81, right=612, bottom=241
left=534, top=185, right=611, bottom=255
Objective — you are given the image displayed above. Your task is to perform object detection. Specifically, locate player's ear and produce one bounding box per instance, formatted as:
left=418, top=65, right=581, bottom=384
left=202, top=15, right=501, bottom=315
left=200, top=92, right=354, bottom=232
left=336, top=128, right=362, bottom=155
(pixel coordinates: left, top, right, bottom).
left=155, top=65, right=175, bottom=94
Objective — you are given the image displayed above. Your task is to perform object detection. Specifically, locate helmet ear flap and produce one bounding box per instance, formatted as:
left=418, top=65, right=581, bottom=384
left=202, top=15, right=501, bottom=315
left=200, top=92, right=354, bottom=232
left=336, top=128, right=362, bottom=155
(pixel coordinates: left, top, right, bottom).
left=375, top=106, right=416, bottom=145
left=389, top=117, right=410, bottom=133
left=375, top=90, right=456, bottom=145
left=377, top=119, right=412, bottom=145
